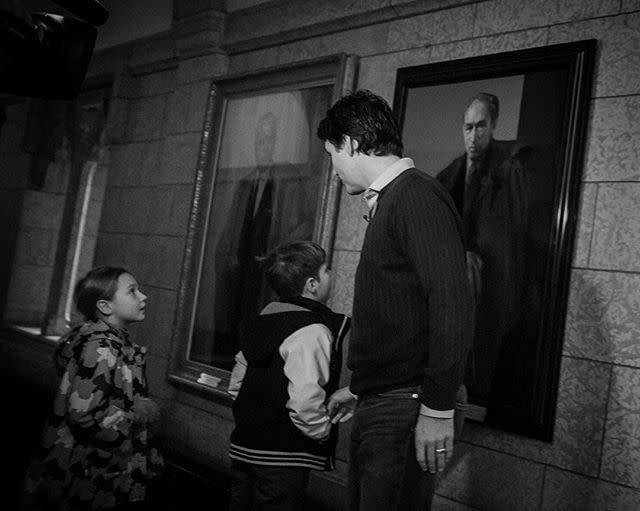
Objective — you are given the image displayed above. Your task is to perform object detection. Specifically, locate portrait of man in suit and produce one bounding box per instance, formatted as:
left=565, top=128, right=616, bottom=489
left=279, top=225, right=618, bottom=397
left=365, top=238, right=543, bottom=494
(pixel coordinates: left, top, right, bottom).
left=190, top=89, right=332, bottom=369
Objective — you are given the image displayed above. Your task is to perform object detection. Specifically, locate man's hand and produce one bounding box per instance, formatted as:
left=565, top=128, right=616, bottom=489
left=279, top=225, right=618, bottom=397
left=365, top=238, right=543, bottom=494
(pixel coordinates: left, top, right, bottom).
left=414, top=415, right=454, bottom=474
left=327, top=386, right=357, bottom=424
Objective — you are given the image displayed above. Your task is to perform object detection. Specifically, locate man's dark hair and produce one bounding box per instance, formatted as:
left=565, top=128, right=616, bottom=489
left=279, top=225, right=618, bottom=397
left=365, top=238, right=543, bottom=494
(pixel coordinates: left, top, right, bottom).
left=465, top=92, right=500, bottom=125
left=74, top=266, right=129, bottom=321
left=317, top=89, right=403, bottom=157
left=260, top=241, right=326, bottom=298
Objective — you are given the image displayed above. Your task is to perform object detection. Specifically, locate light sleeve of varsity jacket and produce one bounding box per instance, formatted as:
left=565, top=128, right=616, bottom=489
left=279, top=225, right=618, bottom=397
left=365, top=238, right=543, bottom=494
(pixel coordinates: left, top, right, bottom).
left=280, top=323, right=332, bottom=441
left=227, top=350, right=247, bottom=399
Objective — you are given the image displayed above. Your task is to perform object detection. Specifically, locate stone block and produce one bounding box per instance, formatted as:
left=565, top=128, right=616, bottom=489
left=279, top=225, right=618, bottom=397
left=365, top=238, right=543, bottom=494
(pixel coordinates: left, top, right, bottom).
left=437, top=443, right=544, bottom=511
left=430, top=28, right=549, bottom=63
left=177, top=53, right=229, bottom=84
left=20, top=191, right=65, bottom=229
left=6, top=265, right=52, bottom=314
left=327, top=249, right=359, bottom=316
left=130, top=285, right=176, bottom=360
left=541, top=467, right=640, bottom=510
left=564, top=269, right=640, bottom=366
left=158, top=133, right=202, bottom=185
left=334, top=188, right=368, bottom=252
left=572, top=183, right=596, bottom=267
left=461, top=356, right=609, bottom=477
left=601, top=366, right=640, bottom=488
left=386, top=4, right=475, bottom=52
left=106, top=97, right=129, bottom=144
left=130, top=234, right=186, bottom=290
left=585, top=96, right=640, bottom=182
left=126, top=95, right=169, bottom=142
left=474, top=0, right=553, bottom=37
left=227, top=47, right=280, bottom=75
left=548, top=13, right=640, bottom=98
left=549, top=0, right=620, bottom=24
left=144, top=185, right=193, bottom=237
left=590, top=183, right=640, bottom=271
left=0, top=153, right=31, bottom=189
left=622, top=0, right=640, bottom=12
left=277, top=24, right=390, bottom=66
left=357, top=47, right=432, bottom=104
left=165, top=81, right=211, bottom=135
left=14, top=227, right=57, bottom=266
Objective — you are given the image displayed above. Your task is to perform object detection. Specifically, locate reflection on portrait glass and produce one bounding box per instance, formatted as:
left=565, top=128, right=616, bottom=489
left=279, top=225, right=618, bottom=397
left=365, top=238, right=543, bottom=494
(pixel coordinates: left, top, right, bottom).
left=190, top=86, right=333, bottom=369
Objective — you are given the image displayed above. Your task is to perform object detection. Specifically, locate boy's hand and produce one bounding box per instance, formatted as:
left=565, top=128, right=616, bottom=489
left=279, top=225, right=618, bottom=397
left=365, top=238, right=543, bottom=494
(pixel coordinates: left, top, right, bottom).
left=132, top=396, right=160, bottom=424
left=327, top=386, right=357, bottom=424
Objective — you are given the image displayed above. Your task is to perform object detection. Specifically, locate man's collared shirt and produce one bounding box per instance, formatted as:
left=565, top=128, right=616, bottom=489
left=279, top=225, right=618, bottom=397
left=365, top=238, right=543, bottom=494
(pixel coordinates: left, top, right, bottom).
left=363, top=157, right=415, bottom=218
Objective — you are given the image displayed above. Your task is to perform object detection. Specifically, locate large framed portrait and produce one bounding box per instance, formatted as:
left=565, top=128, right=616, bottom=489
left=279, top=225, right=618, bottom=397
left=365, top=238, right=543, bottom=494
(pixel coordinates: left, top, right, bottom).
left=168, top=54, right=359, bottom=397
left=393, top=40, right=596, bottom=440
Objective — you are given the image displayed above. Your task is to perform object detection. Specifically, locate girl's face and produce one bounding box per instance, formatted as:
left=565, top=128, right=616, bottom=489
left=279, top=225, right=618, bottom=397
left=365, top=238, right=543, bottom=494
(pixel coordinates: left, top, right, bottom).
left=102, top=273, right=147, bottom=329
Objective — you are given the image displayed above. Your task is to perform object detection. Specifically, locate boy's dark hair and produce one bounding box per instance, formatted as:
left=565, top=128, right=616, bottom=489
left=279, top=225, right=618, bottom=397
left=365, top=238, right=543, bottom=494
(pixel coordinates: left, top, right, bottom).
left=260, top=241, right=326, bottom=298
left=74, top=266, right=129, bottom=321
left=317, top=89, right=403, bottom=157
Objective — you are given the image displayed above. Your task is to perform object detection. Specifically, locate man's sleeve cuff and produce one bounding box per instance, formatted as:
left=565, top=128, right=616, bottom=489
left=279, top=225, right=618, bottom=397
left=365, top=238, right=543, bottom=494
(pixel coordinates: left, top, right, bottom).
left=419, top=404, right=454, bottom=419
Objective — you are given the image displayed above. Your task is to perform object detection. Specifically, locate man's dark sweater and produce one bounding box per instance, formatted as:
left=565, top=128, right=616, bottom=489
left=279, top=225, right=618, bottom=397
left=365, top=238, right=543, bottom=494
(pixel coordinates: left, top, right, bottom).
left=348, top=168, right=474, bottom=411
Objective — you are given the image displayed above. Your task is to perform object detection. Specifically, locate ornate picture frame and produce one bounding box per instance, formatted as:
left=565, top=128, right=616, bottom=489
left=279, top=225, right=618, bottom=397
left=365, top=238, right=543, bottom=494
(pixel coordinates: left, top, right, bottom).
left=168, top=54, right=359, bottom=400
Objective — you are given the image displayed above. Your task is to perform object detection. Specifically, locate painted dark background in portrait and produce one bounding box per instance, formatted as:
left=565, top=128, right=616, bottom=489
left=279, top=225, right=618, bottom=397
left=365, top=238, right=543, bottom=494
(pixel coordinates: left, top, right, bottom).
left=394, top=41, right=596, bottom=440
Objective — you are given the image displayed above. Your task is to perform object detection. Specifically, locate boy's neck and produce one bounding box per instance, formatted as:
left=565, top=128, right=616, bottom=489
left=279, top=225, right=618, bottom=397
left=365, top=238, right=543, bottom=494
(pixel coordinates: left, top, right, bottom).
left=299, top=292, right=327, bottom=305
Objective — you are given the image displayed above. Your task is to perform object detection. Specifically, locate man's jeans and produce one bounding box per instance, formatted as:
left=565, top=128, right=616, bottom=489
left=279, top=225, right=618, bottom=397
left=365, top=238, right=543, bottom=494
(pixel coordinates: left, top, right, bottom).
left=348, top=386, right=435, bottom=511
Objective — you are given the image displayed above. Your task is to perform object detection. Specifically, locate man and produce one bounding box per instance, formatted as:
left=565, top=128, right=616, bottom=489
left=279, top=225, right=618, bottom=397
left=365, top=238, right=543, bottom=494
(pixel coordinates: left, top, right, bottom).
left=319, top=90, right=473, bottom=511
left=437, top=93, right=532, bottom=404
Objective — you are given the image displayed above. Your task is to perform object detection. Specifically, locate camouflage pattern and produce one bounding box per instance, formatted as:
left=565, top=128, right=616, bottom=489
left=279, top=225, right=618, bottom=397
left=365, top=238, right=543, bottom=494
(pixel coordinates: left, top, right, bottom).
left=24, top=320, right=163, bottom=510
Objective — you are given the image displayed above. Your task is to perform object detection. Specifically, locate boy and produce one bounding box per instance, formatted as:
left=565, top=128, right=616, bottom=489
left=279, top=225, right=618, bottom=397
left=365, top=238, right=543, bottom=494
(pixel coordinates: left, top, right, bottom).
left=227, top=240, right=350, bottom=511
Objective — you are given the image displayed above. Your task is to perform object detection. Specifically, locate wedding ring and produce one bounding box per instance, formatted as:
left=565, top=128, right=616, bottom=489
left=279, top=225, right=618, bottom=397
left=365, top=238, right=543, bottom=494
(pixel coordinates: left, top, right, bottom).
left=435, top=448, right=447, bottom=453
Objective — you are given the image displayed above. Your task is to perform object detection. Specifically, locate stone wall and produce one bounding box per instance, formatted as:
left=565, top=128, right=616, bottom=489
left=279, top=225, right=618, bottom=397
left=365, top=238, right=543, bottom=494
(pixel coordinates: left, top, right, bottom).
left=2, top=1, right=639, bottom=509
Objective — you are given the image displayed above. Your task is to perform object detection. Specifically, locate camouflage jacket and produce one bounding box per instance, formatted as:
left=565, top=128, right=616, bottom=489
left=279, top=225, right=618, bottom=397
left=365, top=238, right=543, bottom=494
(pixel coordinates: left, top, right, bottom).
left=24, top=320, right=163, bottom=510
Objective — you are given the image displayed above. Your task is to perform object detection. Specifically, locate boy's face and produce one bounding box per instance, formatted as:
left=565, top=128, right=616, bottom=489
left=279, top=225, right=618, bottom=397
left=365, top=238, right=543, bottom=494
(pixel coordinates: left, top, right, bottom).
left=100, top=273, right=147, bottom=329
left=315, top=263, right=332, bottom=304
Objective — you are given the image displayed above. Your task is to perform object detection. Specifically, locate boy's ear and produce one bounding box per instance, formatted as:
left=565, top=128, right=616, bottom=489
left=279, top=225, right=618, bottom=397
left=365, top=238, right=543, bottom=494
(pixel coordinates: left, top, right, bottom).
left=303, top=276, right=317, bottom=295
left=96, top=299, right=112, bottom=316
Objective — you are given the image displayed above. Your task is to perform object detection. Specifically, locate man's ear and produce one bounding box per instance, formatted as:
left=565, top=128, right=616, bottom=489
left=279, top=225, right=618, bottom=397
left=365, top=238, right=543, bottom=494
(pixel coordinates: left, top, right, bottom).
left=344, top=136, right=359, bottom=156
left=96, top=299, right=112, bottom=316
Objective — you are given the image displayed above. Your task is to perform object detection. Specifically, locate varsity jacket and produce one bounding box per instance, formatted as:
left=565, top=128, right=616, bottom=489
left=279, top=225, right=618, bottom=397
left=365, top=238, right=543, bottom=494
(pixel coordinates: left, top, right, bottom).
left=229, top=296, right=350, bottom=470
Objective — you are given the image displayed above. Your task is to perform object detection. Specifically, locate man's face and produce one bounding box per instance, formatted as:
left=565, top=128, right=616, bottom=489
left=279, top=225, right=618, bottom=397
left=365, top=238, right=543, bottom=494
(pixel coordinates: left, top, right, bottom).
left=324, top=140, right=365, bottom=195
left=463, top=100, right=495, bottom=161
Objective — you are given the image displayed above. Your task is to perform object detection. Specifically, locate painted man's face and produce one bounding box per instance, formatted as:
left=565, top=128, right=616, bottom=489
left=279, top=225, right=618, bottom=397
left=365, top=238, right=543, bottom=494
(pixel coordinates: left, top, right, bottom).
left=463, top=99, right=495, bottom=162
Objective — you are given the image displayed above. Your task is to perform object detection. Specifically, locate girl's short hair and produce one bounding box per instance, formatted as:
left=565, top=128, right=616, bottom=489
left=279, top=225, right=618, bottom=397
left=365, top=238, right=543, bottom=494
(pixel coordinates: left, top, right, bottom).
left=260, top=241, right=326, bottom=298
left=74, top=266, right=129, bottom=321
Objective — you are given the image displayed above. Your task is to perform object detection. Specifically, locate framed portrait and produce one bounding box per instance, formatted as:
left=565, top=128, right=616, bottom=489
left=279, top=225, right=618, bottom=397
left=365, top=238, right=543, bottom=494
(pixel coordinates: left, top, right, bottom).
left=168, top=54, right=359, bottom=397
left=393, top=40, right=596, bottom=440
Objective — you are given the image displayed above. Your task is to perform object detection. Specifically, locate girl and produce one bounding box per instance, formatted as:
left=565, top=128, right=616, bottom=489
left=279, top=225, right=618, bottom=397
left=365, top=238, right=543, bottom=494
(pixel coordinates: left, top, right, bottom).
left=24, top=266, right=163, bottom=511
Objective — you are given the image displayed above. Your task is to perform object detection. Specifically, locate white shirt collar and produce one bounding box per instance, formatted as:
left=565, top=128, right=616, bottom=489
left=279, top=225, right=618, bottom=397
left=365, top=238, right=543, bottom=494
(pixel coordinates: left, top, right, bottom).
left=363, top=157, right=414, bottom=210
